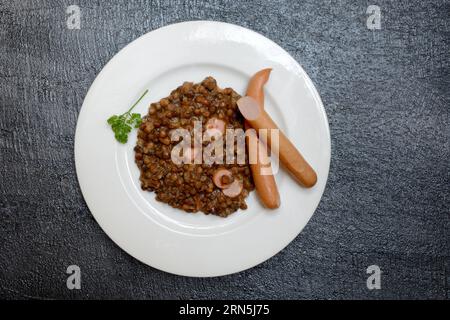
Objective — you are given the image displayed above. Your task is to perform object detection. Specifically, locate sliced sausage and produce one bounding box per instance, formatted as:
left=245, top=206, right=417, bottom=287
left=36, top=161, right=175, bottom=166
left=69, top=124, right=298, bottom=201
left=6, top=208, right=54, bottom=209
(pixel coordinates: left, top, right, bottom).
left=213, top=168, right=234, bottom=189
left=222, top=179, right=243, bottom=198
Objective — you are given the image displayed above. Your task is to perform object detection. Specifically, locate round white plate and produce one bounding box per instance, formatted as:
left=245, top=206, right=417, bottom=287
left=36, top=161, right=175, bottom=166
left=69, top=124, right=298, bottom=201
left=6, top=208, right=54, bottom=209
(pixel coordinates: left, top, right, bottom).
left=75, top=21, right=330, bottom=277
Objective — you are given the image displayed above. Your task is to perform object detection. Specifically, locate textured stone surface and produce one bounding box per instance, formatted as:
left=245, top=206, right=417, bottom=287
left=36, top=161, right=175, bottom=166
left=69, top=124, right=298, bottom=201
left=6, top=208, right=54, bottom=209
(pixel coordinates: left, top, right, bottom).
left=0, top=0, right=448, bottom=299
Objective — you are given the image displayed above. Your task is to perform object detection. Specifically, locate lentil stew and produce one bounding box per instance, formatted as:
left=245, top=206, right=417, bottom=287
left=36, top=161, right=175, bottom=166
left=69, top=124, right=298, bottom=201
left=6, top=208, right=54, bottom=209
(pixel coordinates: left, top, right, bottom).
left=134, top=77, right=255, bottom=217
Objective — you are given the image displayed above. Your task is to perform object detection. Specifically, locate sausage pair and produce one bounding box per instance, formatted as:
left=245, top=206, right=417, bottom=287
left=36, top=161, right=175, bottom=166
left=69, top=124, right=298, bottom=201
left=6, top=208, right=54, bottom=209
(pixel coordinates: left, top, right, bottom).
left=242, top=69, right=317, bottom=209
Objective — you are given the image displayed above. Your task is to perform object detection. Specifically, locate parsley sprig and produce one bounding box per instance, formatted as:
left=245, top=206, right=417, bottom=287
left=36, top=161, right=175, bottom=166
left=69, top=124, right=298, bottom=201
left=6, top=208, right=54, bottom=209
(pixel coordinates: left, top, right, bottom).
left=107, top=89, right=148, bottom=144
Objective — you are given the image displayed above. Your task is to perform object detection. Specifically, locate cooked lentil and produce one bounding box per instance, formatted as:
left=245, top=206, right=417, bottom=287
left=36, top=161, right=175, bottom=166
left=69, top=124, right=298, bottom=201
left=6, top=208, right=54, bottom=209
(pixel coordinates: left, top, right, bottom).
left=134, top=77, right=254, bottom=217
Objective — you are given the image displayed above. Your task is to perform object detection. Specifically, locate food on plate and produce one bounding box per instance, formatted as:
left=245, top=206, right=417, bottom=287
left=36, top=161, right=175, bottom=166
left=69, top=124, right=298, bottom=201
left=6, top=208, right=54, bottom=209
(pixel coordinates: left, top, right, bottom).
left=237, top=95, right=317, bottom=188
left=107, top=89, right=148, bottom=143
left=134, top=77, right=255, bottom=217
left=212, top=168, right=234, bottom=189
left=245, top=69, right=280, bottom=209
left=222, top=179, right=244, bottom=198
left=105, top=68, right=318, bottom=216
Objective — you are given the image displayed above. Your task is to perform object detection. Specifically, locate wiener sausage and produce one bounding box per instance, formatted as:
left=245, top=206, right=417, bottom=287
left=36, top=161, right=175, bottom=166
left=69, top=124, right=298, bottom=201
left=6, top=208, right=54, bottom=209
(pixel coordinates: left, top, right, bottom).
left=237, top=96, right=317, bottom=188
left=245, top=68, right=280, bottom=208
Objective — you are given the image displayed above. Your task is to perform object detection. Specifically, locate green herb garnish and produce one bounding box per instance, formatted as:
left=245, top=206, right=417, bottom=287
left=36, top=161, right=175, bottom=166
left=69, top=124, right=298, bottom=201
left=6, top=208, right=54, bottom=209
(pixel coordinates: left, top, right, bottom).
left=107, top=89, right=148, bottom=143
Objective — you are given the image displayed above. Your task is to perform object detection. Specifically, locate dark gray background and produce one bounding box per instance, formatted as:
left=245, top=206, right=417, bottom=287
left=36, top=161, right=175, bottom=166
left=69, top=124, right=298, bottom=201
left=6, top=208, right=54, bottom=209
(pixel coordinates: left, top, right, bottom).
left=0, top=0, right=448, bottom=300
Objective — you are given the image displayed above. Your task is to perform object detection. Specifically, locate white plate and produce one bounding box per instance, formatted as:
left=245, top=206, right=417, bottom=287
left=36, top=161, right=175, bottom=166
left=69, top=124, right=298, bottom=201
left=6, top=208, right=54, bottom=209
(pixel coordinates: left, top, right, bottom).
left=75, top=21, right=330, bottom=277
